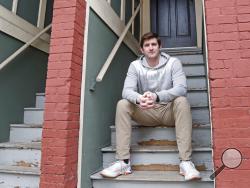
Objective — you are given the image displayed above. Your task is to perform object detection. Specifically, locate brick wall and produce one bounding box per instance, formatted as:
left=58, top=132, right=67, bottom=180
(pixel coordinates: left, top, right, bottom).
left=205, top=0, right=250, bottom=187
left=40, top=0, right=86, bottom=187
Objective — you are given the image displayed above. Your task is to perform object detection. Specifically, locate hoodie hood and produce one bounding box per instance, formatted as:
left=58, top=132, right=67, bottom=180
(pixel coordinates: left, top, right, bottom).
left=139, top=52, right=170, bottom=69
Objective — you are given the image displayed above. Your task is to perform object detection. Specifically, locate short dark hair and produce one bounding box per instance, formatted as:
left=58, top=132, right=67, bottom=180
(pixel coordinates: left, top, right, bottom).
left=140, top=32, right=161, bottom=48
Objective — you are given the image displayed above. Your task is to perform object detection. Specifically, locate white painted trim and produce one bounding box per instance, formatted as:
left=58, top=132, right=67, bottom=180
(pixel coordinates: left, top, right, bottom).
left=120, top=0, right=125, bottom=22
left=132, top=0, right=135, bottom=35
left=77, top=2, right=90, bottom=188
left=0, top=24, right=51, bottom=71
left=201, top=1, right=214, bottom=187
left=0, top=5, right=50, bottom=53
left=195, top=0, right=203, bottom=48
left=12, top=0, right=18, bottom=14
left=96, top=4, right=141, bottom=82
left=141, top=0, right=150, bottom=35
left=89, top=0, right=140, bottom=55
left=37, top=0, right=47, bottom=29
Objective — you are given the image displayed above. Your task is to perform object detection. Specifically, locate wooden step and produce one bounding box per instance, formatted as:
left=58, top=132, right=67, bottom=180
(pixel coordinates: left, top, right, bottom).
left=91, top=170, right=214, bottom=188
left=102, top=145, right=213, bottom=171
left=111, top=124, right=211, bottom=147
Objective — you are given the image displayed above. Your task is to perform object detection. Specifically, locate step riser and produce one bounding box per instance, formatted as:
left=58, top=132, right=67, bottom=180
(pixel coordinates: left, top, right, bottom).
left=0, top=149, right=41, bottom=167
left=24, top=110, right=44, bottom=124
left=192, top=108, right=210, bottom=124
left=93, top=180, right=213, bottom=188
left=36, top=95, right=45, bottom=109
left=175, top=55, right=204, bottom=65
left=10, top=127, right=42, bottom=143
left=187, top=92, right=208, bottom=107
left=183, top=65, right=205, bottom=77
left=0, top=173, right=39, bottom=188
left=187, top=77, right=206, bottom=90
left=111, top=128, right=211, bottom=147
left=103, top=152, right=213, bottom=170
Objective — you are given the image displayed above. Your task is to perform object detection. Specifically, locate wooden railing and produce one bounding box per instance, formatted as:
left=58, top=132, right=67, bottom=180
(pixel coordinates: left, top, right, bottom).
left=89, top=0, right=142, bottom=91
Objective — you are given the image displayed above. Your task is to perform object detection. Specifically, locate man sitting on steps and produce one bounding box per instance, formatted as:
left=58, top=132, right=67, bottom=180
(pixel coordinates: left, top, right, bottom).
left=100, top=32, right=201, bottom=181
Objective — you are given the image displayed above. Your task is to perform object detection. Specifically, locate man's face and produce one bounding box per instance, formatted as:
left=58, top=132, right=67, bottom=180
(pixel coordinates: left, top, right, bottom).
left=141, top=38, right=161, bottom=60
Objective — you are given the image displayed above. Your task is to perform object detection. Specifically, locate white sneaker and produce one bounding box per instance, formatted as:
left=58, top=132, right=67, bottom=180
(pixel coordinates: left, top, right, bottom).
left=100, top=160, right=132, bottom=178
left=179, top=161, right=201, bottom=181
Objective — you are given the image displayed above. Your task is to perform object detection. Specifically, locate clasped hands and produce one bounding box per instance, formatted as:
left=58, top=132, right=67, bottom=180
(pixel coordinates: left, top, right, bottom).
left=137, top=91, right=157, bottom=109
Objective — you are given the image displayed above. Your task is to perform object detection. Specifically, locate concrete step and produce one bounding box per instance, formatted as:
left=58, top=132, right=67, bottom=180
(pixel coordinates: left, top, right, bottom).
left=175, top=54, right=204, bottom=65
left=111, top=124, right=211, bottom=147
left=187, top=91, right=208, bottom=107
left=191, top=107, right=210, bottom=124
left=183, top=65, right=206, bottom=77
left=163, top=47, right=203, bottom=56
left=187, top=77, right=207, bottom=90
left=102, top=146, right=213, bottom=171
left=35, top=93, right=45, bottom=109
left=24, top=108, right=44, bottom=124
left=0, top=142, right=41, bottom=167
left=9, top=124, right=42, bottom=143
left=0, top=165, right=39, bottom=188
left=91, top=170, right=214, bottom=188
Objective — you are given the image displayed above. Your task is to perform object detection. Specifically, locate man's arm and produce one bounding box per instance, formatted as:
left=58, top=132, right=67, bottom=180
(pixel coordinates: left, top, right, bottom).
left=156, top=59, right=187, bottom=103
left=122, top=62, right=142, bottom=104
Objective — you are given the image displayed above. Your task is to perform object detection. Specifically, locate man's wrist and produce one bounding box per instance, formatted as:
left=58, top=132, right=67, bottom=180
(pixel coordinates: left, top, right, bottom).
left=155, top=93, right=160, bottom=102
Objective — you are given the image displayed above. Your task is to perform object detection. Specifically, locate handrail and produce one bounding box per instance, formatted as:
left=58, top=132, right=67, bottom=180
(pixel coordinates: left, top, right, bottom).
left=95, top=4, right=141, bottom=83
left=0, top=23, right=52, bottom=71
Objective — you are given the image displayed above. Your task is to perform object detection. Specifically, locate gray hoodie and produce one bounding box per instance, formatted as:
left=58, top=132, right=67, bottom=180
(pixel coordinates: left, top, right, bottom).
left=122, top=52, right=187, bottom=104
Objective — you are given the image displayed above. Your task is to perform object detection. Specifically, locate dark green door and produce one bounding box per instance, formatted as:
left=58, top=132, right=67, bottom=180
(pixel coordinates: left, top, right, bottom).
left=151, top=0, right=197, bottom=48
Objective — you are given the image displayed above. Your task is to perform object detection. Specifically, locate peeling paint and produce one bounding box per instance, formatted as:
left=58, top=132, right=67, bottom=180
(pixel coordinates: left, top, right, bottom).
left=132, top=164, right=207, bottom=171
left=15, top=160, right=38, bottom=168
left=138, top=139, right=177, bottom=146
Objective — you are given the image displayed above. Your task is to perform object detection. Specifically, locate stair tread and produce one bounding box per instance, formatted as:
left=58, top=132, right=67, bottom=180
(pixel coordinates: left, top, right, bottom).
left=0, top=142, right=41, bottom=149
left=24, top=107, right=43, bottom=110
left=162, top=47, right=203, bottom=56
left=110, top=123, right=211, bottom=129
left=0, top=164, right=40, bottom=175
left=102, top=145, right=212, bottom=152
left=36, top=93, right=45, bottom=96
left=91, top=170, right=213, bottom=182
left=10, top=124, right=42, bottom=128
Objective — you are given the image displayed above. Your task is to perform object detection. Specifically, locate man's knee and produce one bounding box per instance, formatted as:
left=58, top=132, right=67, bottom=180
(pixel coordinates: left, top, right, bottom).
left=117, top=99, right=133, bottom=111
left=173, top=96, right=190, bottom=108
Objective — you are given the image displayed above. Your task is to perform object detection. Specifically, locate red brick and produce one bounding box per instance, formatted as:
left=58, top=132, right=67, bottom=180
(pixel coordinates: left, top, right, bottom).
left=53, top=1, right=77, bottom=9
left=231, top=77, right=250, bottom=87
left=212, top=97, right=230, bottom=107
left=239, top=40, right=250, bottom=48
left=205, top=7, right=221, bottom=16
left=223, top=41, right=240, bottom=49
left=209, top=69, right=232, bottom=79
left=207, top=32, right=238, bottom=42
left=206, top=24, right=238, bottom=33
left=213, top=107, right=250, bottom=119
left=210, top=88, right=229, bottom=97
left=239, top=22, right=250, bottom=31
left=206, top=15, right=237, bottom=25
left=53, top=7, right=76, bottom=16
left=239, top=31, right=250, bottom=40
left=48, top=53, right=73, bottom=62
left=238, top=14, right=250, bottom=22
left=208, top=42, right=224, bottom=50
left=237, top=0, right=250, bottom=5
left=205, top=0, right=236, bottom=8
left=210, top=79, right=227, bottom=88
left=51, top=30, right=74, bottom=38
left=233, top=59, right=250, bottom=77
left=237, top=6, right=250, bottom=14
left=221, top=7, right=237, bottom=15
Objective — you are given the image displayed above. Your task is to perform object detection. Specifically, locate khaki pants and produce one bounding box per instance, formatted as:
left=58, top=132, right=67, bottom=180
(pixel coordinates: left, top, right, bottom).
left=115, top=96, right=192, bottom=161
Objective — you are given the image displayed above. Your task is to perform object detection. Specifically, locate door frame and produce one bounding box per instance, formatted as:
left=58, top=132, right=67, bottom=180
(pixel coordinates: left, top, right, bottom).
left=141, top=0, right=203, bottom=49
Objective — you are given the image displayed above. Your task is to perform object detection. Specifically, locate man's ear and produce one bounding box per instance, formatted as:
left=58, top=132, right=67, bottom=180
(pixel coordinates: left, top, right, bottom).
left=140, top=48, right=144, bottom=54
